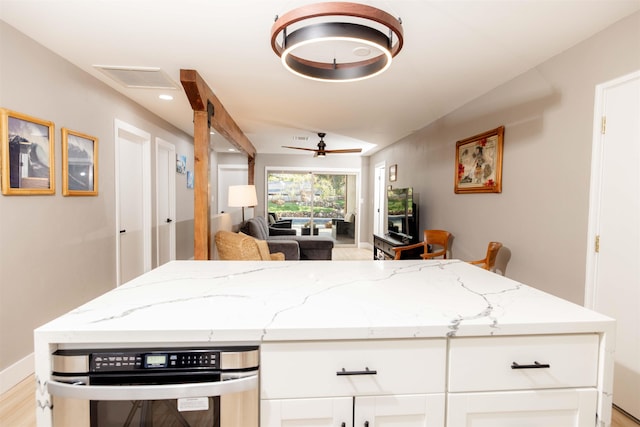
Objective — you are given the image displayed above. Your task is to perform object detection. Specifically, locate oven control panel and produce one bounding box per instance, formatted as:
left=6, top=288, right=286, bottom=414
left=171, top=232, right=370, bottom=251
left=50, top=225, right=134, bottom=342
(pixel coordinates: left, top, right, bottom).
left=90, top=350, right=219, bottom=372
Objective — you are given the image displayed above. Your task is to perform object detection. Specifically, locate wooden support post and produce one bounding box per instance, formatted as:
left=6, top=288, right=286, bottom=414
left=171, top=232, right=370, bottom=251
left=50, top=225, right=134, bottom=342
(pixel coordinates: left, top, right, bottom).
left=180, top=69, right=257, bottom=260
left=193, top=110, right=210, bottom=260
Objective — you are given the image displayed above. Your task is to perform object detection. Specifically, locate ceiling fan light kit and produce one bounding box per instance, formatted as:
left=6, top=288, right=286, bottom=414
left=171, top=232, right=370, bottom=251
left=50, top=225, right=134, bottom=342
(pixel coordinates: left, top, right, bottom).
left=271, top=2, right=404, bottom=82
left=283, top=132, right=362, bottom=156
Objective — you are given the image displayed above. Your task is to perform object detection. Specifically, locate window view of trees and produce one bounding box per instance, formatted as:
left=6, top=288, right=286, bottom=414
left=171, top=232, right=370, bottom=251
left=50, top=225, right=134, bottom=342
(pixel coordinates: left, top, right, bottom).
left=267, top=172, right=348, bottom=224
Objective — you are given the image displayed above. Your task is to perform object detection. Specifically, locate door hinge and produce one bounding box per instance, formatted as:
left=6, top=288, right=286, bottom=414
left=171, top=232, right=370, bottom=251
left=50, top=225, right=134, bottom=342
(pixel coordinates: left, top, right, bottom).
left=601, top=116, right=606, bottom=134
left=595, top=235, right=600, bottom=253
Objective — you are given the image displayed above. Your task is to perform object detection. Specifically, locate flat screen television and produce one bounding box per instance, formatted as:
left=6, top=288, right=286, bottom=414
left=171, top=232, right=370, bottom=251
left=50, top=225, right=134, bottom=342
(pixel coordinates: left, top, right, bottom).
left=387, top=187, right=418, bottom=243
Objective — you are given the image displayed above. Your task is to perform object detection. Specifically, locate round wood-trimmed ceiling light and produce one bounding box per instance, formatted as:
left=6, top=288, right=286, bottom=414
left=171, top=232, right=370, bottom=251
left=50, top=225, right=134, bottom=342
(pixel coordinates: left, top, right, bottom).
left=271, top=2, right=404, bottom=82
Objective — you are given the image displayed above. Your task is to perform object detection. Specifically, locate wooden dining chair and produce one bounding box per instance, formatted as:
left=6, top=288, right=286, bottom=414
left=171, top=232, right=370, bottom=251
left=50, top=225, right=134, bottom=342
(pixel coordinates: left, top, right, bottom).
left=468, top=241, right=503, bottom=271
left=421, top=230, right=452, bottom=259
left=392, top=230, right=452, bottom=260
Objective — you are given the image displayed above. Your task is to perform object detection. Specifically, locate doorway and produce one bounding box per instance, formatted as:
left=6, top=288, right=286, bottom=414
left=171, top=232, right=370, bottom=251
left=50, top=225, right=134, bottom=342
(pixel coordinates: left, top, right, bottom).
left=115, top=120, right=151, bottom=285
left=218, top=164, right=250, bottom=224
left=585, top=70, right=640, bottom=420
left=374, top=162, right=386, bottom=237
left=155, top=138, right=176, bottom=267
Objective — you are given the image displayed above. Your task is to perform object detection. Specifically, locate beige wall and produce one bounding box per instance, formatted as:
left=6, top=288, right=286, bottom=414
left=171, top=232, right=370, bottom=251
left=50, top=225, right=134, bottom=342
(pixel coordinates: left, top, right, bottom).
left=368, top=12, right=640, bottom=304
left=0, top=22, right=195, bottom=376
left=1, top=8, right=638, bottom=388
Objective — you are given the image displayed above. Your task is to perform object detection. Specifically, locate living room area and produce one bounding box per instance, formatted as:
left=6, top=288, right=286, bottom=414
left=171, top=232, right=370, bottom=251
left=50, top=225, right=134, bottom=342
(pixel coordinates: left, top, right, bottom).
left=1, top=2, right=639, bottom=425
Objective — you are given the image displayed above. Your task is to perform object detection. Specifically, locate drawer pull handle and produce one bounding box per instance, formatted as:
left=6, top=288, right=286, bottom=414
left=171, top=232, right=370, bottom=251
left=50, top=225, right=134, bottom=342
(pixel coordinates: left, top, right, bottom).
left=511, top=361, right=550, bottom=369
left=336, top=367, right=377, bottom=376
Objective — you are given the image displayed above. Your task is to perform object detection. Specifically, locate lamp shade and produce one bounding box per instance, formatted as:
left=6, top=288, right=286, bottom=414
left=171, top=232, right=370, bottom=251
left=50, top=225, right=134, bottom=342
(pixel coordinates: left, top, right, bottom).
left=228, top=185, right=258, bottom=207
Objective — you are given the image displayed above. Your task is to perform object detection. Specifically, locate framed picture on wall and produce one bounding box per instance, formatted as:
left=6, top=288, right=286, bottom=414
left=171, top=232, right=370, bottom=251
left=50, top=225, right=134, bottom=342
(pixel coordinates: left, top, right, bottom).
left=62, top=128, right=98, bottom=196
left=455, top=126, right=504, bottom=194
left=0, top=108, right=55, bottom=195
left=389, top=164, right=397, bottom=182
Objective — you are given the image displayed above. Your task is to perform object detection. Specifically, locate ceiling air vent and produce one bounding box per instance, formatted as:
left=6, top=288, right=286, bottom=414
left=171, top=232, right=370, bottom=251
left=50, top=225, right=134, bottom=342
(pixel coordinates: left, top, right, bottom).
left=94, top=66, right=178, bottom=89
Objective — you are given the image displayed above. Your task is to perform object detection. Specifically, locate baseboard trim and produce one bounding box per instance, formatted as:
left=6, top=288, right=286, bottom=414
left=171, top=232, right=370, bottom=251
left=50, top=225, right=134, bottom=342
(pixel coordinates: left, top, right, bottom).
left=0, top=353, right=34, bottom=395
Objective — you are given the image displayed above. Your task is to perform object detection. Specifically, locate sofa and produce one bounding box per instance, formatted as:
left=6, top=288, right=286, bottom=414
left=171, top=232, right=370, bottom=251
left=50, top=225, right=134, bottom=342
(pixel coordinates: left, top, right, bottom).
left=242, top=216, right=334, bottom=260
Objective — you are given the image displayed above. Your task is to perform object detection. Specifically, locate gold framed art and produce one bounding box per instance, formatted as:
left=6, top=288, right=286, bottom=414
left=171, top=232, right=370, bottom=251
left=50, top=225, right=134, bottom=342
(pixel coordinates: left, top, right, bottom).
left=62, top=128, right=98, bottom=196
left=455, top=126, right=504, bottom=194
left=0, top=108, right=55, bottom=195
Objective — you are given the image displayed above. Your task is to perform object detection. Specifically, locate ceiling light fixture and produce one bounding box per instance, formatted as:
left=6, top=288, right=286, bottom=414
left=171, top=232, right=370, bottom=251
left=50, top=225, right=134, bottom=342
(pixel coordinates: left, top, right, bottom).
left=271, top=2, right=403, bottom=83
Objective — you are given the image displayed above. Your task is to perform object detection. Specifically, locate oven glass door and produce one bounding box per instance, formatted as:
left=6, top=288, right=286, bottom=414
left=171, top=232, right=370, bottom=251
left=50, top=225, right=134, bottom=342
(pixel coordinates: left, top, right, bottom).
left=90, top=372, right=220, bottom=427
left=91, top=397, right=219, bottom=426
left=50, top=371, right=258, bottom=427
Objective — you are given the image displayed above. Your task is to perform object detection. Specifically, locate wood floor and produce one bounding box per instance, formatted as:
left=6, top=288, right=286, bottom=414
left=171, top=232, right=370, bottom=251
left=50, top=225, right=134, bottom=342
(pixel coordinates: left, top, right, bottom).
left=1, top=248, right=637, bottom=426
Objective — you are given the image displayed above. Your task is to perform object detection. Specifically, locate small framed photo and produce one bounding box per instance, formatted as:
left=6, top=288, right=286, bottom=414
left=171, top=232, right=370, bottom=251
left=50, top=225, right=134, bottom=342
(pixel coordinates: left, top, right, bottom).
left=455, top=126, right=504, bottom=194
left=62, top=128, right=98, bottom=196
left=389, top=164, right=397, bottom=182
left=0, top=108, right=55, bottom=195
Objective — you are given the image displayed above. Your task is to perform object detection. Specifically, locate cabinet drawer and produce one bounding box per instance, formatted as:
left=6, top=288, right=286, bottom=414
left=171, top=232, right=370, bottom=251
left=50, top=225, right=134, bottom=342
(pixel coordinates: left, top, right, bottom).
left=448, top=334, right=599, bottom=392
left=261, top=339, right=447, bottom=399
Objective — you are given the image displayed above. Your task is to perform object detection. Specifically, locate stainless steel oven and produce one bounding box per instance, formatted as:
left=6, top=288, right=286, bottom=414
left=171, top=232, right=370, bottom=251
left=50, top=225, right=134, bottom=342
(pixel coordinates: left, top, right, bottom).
left=48, top=345, right=259, bottom=427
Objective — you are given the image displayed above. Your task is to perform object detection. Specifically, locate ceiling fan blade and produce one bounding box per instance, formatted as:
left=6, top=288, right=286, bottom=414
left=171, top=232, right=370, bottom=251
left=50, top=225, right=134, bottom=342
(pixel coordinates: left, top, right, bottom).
left=282, top=145, right=319, bottom=152
left=324, top=148, right=363, bottom=154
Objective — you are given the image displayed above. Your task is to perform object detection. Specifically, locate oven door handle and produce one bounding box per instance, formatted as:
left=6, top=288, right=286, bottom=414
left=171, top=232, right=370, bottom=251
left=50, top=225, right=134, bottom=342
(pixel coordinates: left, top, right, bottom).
left=47, top=372, right=257, bottom=401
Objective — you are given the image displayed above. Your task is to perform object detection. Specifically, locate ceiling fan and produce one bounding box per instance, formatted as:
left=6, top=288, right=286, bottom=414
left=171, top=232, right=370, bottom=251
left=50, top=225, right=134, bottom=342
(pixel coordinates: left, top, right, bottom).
left=283, top=133, right=362, bottom=157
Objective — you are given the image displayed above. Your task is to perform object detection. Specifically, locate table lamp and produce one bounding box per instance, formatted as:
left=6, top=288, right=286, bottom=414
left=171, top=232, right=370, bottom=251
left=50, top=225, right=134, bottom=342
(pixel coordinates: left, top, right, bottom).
left=228, top=184, right=258, bottom=222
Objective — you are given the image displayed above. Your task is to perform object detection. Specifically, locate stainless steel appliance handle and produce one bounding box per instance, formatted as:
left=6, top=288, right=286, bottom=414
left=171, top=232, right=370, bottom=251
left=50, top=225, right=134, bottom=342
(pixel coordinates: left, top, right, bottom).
left=48, top=373, right=257, bottom=401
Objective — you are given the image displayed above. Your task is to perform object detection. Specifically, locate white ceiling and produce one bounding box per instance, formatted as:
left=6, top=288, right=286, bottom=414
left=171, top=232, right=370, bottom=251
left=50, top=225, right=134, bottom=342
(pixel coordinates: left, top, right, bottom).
left=2, top=0, right=639, bottom=156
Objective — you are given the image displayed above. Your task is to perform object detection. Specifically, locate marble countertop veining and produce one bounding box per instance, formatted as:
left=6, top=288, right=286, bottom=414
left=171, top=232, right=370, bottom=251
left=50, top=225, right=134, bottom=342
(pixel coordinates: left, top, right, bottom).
left=35, top=260, right=614, bottom=345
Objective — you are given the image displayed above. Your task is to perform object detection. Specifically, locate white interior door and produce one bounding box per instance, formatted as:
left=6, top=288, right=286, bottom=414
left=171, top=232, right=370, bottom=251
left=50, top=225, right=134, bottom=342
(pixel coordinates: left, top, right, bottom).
left=374, top=162, right=386, bottom=236
left=585, top=70, right=640, bottom=419
left=156, top=138, right=176, bottom=266
left=116, top=120, right=151, bottom=285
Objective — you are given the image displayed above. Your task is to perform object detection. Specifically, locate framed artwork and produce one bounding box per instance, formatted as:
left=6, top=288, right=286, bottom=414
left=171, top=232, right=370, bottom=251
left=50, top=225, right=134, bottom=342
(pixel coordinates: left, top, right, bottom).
left=61, top=128, right=98, bottom=196
left=389, top=164, right=397, bottom=182
left=176, top=154, right=187, bottom=174
left=187, top=170, right=194, bottom=189
left=0, top=108, right=55, bottom=195
left=455, top=126, right=504, bottom=194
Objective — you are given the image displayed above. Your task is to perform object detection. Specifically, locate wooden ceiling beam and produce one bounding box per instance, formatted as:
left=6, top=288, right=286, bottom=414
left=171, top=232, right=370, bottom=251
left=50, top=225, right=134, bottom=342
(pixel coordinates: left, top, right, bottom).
left=180, top=69, right=257, bottom=260
left=180, top=69, right=257, bottom=158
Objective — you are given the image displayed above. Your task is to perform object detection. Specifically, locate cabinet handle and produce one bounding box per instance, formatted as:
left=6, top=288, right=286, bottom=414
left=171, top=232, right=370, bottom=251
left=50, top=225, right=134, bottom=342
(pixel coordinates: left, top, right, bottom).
left=341, top=423, right=346, bottom=427
left=364, top=422, right=369, bottom=427
left=511, top=361, right=550, bottom=369
left=336, top=367, right=377, bottom=376
left=119, top=229, right=126, bottom=234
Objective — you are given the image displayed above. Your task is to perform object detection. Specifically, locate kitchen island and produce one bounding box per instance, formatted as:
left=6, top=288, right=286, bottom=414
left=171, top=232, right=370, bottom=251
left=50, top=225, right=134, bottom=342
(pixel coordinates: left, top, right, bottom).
left=34, top=260, right=615, bottom=426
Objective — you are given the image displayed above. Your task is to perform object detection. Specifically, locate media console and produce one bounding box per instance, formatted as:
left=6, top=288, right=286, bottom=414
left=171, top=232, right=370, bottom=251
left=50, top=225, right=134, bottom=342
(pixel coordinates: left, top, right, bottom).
left=373, top=233, right=422, bottom=260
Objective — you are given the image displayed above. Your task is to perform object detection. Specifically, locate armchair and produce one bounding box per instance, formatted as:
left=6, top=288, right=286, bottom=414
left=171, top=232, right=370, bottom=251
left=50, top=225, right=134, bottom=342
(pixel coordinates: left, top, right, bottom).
left=215, top=231, right=285, bottom=261
left=268, top=212, right=293, bottom=229
left=331, top=213, right=355, bottom=239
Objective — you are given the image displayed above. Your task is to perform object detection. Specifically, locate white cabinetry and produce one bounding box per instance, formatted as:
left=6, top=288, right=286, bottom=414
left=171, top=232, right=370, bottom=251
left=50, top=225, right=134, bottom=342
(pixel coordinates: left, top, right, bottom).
left=261, top=339, right=447, bottom=427
left=448, top=389, right=597, bottom=427
left=263, top=394, right=445, bottom=427
left=446, top=334, right=600, bottom=427
left=260, top=334, right=602, bottom=427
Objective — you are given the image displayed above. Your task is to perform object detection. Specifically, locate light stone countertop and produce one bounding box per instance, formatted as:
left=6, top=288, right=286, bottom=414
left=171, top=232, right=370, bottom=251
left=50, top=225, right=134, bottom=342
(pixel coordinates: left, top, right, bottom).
left=34, top=259, right=614, bottom=345
left=33, top=259, right=617, bottom=427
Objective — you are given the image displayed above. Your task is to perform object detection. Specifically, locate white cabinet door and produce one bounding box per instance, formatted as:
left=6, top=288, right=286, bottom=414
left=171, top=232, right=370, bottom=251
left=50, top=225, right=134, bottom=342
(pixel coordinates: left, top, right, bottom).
left=447, top=389, right=597, bottom=427
left=261, top=397, right=352, bottom=427
left=355, top=394, right=445, bottom=427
